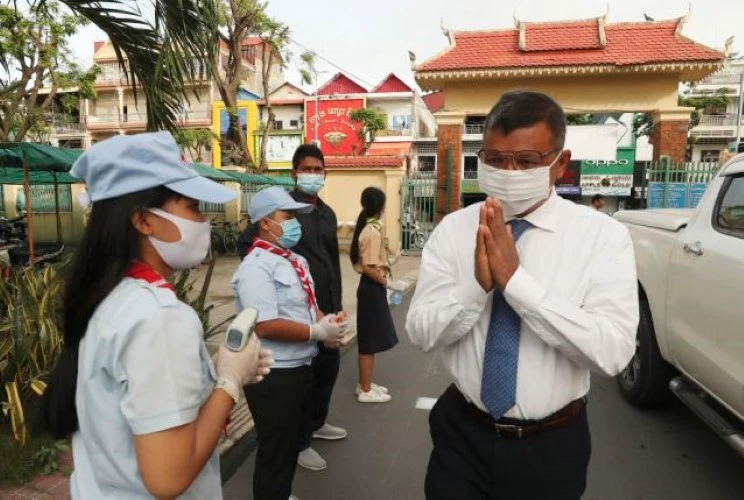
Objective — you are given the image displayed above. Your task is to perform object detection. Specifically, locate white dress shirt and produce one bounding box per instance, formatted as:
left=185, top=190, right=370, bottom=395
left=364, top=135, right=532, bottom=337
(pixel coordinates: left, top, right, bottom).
left=406, top=190, right=639, bottom=420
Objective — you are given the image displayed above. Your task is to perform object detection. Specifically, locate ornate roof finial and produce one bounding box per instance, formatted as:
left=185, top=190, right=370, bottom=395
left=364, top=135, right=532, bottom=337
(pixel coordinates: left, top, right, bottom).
left=724, top=36, right=735, bottom=58
left=408, top=50, right=417, bottom=71
left=440, top=18, right=453, bottom=45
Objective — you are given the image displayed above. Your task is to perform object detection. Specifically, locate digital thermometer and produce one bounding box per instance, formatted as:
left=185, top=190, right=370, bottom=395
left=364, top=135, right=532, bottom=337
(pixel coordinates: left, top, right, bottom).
left=224, top=307, right=258, bottom=352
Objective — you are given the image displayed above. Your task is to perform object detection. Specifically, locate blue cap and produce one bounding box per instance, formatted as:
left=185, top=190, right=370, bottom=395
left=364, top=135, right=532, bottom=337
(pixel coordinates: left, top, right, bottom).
left=250, top=187, right=313, bottom=221
left=71, top=131, right=237, bottom=204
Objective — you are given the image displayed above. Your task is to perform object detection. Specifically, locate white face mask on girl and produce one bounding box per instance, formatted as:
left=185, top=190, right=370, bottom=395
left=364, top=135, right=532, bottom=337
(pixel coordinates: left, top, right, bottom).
left=147, top=208, right=211, bottom=269
left=477, top=152, right=562, bottom=218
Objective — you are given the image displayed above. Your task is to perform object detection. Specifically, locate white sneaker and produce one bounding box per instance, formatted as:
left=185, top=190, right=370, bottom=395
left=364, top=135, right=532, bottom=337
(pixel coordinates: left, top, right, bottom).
left=297, top=447, right=327, bottom=471
left=355, top=383, right=389, bottom=396
left=357, top=387, right=392, bottom=403
left=312, top=423, right=348, bottom=440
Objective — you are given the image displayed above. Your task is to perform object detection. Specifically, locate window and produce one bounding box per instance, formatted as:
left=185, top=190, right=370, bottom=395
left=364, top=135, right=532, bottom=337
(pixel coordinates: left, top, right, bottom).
left=418, top=156, right=436, bottom=172
left=701, top=149, right=721, bottom=163
left=463, top=156, right=478, bottom=180
left=290, top=120, right=299, bottom=129
left=392, top=115, right=412, bottom=131
left=274, top=120, right=283, bottom=130
left=716, top=175, right=744, bottom=237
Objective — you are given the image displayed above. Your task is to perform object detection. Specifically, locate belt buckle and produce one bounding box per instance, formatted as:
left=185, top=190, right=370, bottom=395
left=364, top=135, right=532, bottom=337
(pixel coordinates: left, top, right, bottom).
left=493, top=423, right=523, bottom=438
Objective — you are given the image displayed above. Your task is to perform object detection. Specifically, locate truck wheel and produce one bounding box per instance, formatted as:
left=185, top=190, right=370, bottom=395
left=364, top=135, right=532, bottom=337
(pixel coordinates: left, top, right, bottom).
left=616, top=300, right=675, bottom=408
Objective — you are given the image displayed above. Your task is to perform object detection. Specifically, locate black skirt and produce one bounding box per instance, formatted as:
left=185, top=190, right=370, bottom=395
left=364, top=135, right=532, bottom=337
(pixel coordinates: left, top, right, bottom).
left=356, top=275, right=399, bottom=355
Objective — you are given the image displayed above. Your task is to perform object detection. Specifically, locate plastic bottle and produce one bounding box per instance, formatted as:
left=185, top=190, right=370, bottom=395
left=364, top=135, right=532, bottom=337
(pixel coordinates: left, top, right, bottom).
left=390, top=290, right=403, bottom=305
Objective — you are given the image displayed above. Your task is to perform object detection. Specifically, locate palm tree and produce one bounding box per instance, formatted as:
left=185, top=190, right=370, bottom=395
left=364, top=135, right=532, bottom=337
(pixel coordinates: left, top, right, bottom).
left=52, top=0, right=220, bottom=131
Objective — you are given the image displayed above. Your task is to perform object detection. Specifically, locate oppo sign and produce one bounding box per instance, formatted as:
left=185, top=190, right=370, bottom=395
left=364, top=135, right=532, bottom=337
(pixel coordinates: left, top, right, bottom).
left=585, top=159, right=630, bottom=166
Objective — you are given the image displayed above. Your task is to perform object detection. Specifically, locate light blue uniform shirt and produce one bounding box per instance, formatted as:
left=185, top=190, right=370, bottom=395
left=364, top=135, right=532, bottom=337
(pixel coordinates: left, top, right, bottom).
left=71, top=278, right=221, bottom=499
left=232, top=247, right=318, bottom=368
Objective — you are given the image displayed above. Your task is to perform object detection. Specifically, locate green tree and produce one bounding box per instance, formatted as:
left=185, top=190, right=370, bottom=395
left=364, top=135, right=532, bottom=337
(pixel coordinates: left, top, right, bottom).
left=0, top=2, right=98, bottom=143
left=207, top=0, right=274, bottom=169
left=634, top=88, right=731, bottom=138
left=51, top=0, right=219, bottom=132
left=255, top=16, right=290, bottom=170
left=173, top=128, right=217, bottom=163
left=349, top=108, right=387, bottom=151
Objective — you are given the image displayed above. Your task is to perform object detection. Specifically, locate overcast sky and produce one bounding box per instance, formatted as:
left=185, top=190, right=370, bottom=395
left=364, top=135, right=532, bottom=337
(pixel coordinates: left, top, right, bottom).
left=70, top=0, right=744, bottom=92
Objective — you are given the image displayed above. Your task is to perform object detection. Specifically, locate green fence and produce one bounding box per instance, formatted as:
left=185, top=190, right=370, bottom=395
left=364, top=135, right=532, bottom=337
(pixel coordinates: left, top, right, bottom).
left=401, top=173, right=437, bottom=254
left=240, top=181, right=292, bottom=215
left=642, top=160, right=721, bottom=209
left=29, top=184, right=72, bottom=213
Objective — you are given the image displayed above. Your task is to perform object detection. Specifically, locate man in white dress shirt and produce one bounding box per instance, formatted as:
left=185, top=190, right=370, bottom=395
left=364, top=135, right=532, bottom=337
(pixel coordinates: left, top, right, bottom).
left=406, top=91, right=639, bottom=499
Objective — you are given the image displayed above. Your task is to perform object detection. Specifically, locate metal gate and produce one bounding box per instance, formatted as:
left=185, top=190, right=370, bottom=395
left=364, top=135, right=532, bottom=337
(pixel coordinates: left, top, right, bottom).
left=641, top=160, right=721, bottom=209
left=401, top=173, right=437, bottom=254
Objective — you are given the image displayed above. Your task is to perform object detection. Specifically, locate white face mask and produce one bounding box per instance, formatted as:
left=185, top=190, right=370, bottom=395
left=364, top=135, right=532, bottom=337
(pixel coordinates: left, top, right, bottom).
left=147, top=208, right=211, bottom=269
left=477, top=153, right=561, bottom=218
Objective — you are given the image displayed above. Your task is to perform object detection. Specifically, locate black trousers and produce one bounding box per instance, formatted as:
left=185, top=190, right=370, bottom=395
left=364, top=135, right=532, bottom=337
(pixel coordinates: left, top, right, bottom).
left=425, top=387, right=591, bottom=500
left=244, top=366, right=312, bottom=500
left=299, top=342, right=341, bottom=450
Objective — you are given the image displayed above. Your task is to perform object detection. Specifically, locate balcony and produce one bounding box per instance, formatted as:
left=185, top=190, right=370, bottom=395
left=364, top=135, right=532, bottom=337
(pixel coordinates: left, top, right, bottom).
left=464, top=123, right=485, bottom=135
left=87, top=113, right=120, bottom=128
left=697, top=114, right=744, bottom=127
left=53, top=123, right=86, bottom=136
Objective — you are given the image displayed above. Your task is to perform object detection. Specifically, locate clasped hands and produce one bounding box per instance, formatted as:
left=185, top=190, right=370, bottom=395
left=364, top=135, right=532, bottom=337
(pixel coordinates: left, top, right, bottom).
left=475, top=198, right=520, bottom=293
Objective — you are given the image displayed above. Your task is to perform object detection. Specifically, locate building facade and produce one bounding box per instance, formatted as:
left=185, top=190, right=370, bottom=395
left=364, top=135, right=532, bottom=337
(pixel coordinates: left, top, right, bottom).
left=688, top=60, right=744, bottom=163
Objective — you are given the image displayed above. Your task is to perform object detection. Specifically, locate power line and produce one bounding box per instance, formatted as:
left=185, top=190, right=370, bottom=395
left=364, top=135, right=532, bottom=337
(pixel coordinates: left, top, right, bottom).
left=287, top=36, right=437, bottom=115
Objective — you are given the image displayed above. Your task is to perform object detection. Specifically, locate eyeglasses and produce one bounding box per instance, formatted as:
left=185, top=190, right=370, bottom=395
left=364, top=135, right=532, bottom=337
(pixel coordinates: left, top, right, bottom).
left=477, top=149, right=562, bottom=170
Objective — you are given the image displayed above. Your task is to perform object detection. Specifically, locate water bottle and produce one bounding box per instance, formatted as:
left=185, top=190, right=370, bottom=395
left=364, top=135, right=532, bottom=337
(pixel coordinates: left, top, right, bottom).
left=390, top=290, right=403, bottom=305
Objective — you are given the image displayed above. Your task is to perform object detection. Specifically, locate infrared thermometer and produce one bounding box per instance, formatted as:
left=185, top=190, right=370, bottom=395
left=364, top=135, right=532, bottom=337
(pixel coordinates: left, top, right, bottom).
left=224, top=307, right=258, bottom=352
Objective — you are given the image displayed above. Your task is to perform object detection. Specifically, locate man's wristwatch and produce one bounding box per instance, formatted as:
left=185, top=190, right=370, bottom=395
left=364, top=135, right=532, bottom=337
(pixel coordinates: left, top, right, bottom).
left=215, top=376, right=240, bottom=404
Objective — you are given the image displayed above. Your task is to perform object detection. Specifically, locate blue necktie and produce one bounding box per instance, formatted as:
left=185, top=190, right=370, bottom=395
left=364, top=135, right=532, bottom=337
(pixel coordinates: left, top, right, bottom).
left=481, top=219, right=533, bottom=419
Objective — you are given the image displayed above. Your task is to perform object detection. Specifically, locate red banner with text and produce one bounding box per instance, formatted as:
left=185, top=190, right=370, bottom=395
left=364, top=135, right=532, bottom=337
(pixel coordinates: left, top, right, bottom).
left=305, top=98, right=366, bottom=156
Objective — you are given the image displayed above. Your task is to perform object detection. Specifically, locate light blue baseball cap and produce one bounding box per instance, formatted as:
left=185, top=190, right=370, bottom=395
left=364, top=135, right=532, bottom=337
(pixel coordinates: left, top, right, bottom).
left=250, top=187, right=313, bottom=221
left=71, top=131, right=237, bottom=204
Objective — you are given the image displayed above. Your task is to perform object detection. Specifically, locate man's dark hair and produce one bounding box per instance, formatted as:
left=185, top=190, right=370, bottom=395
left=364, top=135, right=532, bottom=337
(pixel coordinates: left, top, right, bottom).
left=591, top=194, right=605, bottom=204
left=484, top=91, right=567, bottom=150
left=292, top=144, right=325, bottom=170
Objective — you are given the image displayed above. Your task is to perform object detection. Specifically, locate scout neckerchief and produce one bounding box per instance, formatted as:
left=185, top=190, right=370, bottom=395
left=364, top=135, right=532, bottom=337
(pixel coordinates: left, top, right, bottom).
left=248, top=238, right=317, bottom=310
left=126, top=261, right=175, bottom=292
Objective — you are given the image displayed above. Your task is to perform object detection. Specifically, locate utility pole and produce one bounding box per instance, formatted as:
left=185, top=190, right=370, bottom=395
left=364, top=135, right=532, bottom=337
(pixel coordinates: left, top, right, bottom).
left=736, top=72, right=744, bottom=152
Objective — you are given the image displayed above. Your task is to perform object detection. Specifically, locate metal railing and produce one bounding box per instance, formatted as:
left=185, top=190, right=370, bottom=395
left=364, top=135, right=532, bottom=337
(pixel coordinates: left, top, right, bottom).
left=641, top=161, right=721, bottom=209
left=698, top=115, right=742, bottom=127
left=53, top=123, right=86, bottom=135
left=121, top=111, right=148, bottom=123
left=87, top=114, right=120, bottom=125
left=464, top=123, right=485, bottom=135
left=30, top=185, right=73, bottom=213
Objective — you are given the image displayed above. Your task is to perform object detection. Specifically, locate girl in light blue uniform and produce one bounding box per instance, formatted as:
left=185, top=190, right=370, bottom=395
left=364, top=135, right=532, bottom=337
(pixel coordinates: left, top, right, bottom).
left=36, top=132, right=272, bottom=499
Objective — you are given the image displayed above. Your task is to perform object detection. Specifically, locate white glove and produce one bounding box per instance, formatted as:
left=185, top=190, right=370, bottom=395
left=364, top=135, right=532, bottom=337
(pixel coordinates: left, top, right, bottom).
left=214, top=335, right=274, bottom=403
left=386, top=280, right=407, bottom=292
left=310, top=314, right=348, bottom=342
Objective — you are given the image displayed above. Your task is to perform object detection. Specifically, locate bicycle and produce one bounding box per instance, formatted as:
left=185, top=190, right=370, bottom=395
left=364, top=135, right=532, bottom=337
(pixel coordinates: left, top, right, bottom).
left=210, top=218, right=247, bottom=256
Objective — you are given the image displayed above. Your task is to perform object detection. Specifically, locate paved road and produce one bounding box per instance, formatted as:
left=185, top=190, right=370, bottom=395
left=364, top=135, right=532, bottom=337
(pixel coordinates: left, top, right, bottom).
left=224, top=295, right=744, bottom=500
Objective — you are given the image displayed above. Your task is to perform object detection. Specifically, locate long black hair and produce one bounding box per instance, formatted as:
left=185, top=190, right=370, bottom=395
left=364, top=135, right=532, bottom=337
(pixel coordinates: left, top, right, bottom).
left=35, top=186, right=179, bottom=438
left=350, top=187, right=386, bottom=265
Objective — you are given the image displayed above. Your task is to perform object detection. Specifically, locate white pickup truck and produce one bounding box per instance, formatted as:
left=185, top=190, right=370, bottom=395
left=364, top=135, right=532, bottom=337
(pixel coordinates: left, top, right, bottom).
left=613, top=153, right=744, bottom=456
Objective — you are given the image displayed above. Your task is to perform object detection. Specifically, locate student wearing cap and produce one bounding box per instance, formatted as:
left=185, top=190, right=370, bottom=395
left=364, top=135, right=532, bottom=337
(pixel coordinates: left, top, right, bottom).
left=36, top=132, right=273, bottom=499
left=233, top=187, right=349, bottom=500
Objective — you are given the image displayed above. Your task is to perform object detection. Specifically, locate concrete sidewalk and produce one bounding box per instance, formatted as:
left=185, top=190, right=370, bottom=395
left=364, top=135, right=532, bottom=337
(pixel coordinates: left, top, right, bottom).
left=187, top=254, right=421, bottom=457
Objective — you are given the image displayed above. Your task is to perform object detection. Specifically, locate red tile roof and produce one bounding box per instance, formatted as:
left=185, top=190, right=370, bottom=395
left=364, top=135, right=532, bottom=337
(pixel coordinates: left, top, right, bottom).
left=372, top=74, right=414, bottom=93
left=366, top=142, right=412, bottom=157
left=317, top=73, right=368, bottom=96
left=422, top=91, right=445, bottom=113
left=324, top=156, right=403, bottom=168
left=416, top=19, right=723, bottom=73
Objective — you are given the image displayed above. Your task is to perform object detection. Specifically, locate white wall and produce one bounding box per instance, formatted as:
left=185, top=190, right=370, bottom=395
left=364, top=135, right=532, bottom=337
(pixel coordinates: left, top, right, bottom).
left=367, top=96, right=414, bottom=132
left=270, top=105, right=303, bottom=129
left=636, top=135, right=654, bottom=162
left=565, top=124, right=618, bottom=160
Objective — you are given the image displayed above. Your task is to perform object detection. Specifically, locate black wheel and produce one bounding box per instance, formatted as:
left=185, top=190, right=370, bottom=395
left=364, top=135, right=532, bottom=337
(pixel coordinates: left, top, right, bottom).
left=223, top=232, right=239, bottom=255
left=412, top=231, right=427, bottom=250
left=616, top=299, right=675, bottom=408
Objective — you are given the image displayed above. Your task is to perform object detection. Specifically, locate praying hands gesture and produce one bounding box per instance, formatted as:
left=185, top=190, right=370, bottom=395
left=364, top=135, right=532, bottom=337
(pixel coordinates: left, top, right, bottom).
left=475, top=198, right=521, bottom=293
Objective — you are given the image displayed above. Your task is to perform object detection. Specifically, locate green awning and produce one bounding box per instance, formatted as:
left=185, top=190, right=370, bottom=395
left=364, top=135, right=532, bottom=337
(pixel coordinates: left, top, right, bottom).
left=0, top=168, right=80, bottom=185
left=190, top=163, right=240, bottom=182
left=0, top=143, right=82, bottom=172
left=226, top=170, right=294, bottom=186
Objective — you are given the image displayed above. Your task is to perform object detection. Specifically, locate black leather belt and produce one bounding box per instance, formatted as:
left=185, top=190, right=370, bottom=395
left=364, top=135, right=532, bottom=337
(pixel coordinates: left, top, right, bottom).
left=446, top=384, right=586, bottom=439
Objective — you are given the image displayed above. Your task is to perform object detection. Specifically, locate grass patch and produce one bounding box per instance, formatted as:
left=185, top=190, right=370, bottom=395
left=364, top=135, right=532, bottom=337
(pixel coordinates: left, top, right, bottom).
left=0, top=431, right=69, bottom=486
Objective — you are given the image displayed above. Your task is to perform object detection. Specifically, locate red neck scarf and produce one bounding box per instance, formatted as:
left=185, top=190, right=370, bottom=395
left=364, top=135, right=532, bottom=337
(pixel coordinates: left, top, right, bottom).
left=126, top=262, right=175, bottom=292
left=248, top=239, right=316, bottom=310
